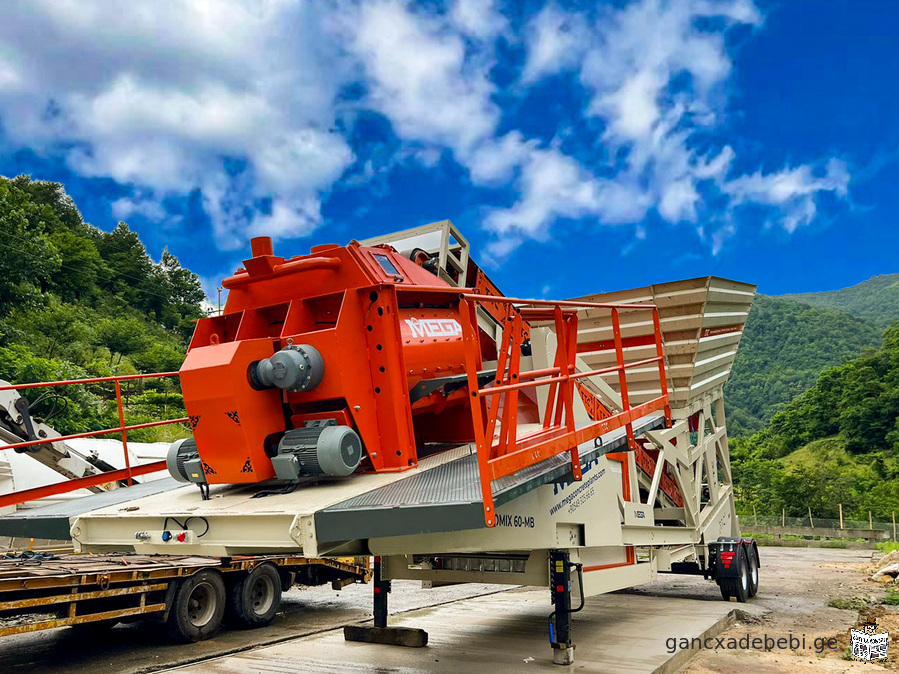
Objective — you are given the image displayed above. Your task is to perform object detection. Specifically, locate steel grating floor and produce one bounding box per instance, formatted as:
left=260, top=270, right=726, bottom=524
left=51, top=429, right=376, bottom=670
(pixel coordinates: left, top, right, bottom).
left=315, top=414, right=665, bottom=542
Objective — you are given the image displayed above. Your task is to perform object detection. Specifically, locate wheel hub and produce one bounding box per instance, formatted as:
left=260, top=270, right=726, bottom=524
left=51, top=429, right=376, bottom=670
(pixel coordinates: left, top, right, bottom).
left=187, top=582, right=216, bottom=626
left=249, top=575, right=275, bottom=615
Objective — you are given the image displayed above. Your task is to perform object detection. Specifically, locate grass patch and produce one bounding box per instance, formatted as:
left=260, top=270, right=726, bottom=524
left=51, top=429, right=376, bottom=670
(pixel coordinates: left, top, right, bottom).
left=878, top=541, right=899, bottom=554
left=127, top=422, right=191, bottom=443
left=884, top=589, right=899, bottom=606
left=828, top=595, right=871, bottom=611
left=821, top=541, right=849, bottom=549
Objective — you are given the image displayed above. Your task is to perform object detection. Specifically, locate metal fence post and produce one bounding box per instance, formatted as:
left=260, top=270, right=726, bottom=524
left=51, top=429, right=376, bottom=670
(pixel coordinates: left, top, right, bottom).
left=114, top=380, right=133, bottom=486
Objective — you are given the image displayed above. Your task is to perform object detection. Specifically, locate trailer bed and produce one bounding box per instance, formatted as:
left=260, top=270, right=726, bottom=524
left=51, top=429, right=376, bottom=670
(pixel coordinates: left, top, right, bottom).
left=0, top=552, right=370, bottom=637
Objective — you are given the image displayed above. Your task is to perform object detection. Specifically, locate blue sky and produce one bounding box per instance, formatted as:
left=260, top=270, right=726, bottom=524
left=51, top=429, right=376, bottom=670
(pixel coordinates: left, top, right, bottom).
left=0, top=0, right=896, bottom=301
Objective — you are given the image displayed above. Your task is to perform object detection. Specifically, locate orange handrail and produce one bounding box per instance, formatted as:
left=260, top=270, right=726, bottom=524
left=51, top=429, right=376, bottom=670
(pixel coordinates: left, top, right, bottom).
left=459, top=295, right=670, bottom=527
left=0, top=372, right=186, bottom=509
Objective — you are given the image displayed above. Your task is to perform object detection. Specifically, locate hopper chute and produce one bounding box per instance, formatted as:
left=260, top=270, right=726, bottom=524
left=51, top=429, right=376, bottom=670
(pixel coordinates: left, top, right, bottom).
left=570, top=277, right=756, bottom=410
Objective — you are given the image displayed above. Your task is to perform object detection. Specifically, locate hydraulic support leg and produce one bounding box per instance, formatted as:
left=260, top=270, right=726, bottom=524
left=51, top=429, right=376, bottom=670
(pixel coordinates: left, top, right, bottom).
left=549, top=549, right=584, bottom=665
left=343, top=556, right=428, bottom=648
left=373, top=555, right=390, bottom=628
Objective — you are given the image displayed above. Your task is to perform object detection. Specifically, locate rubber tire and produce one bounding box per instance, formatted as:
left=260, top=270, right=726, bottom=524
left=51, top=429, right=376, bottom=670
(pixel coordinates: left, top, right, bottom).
left=166, top=569, right=226, bottom=642
left=227, top=563, right=282, bottom=628
left=719, top=551, right=750, bottom=603
left=746, top=545, right=760, bottom=597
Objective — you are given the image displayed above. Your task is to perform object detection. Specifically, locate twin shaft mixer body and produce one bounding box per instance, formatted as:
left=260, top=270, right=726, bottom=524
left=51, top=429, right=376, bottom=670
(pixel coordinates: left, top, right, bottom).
left=168, top=236, right=512, bottom=490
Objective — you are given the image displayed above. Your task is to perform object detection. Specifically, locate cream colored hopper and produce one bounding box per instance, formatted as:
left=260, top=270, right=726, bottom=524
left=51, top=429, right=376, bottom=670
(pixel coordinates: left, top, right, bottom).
left=571, top=277, right=756, bottom=409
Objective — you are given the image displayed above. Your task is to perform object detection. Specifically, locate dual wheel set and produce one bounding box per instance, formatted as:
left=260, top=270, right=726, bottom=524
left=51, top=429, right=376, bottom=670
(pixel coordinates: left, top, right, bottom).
left=166, top=563, right=282, bottom=641
left=716, top=539, right=760, bottom=603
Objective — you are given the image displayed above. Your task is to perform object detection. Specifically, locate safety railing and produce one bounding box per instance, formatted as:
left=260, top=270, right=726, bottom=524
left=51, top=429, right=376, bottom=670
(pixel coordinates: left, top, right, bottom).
left=458, top=295, right=670, bottom=527
left=0, top=372, right=187, bottom=509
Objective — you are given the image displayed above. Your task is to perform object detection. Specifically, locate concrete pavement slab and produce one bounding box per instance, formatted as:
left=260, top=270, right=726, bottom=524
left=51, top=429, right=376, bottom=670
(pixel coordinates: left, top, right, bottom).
left=176, top=587, right=766, bottom=673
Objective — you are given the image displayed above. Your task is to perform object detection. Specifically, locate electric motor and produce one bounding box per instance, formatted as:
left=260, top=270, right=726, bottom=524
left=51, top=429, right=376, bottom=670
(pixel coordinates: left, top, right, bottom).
left=166, top=437, right=206, bottom=484
left=271, top=424, right=362, bottom=481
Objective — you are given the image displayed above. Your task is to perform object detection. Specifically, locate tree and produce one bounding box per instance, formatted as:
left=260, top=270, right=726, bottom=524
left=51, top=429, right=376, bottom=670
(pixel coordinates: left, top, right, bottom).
left=0, top=178, right=63, bottom=315
left=47, top=229, right=106, bottom=301
left=94, top=222, right=155, bottom=312
left=153, top=248, right=205, bottom=341
left=10, top=298, right=93, bottom=360
left=96, top=317, right=152, bottom=364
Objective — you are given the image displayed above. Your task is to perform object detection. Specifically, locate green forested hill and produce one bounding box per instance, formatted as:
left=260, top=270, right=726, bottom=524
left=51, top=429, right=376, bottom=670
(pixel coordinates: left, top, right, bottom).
left=780, top=274, right=899, bottom=328
left=732, top=321, right=899, bottom=519
left=0, top=175, right=204, bottom=438
left=725, top=296, right=882, bottom=436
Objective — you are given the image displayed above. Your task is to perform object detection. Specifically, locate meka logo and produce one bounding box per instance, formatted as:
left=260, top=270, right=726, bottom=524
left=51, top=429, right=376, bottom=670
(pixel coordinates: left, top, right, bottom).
left=404, top=318, right=463, bottom=339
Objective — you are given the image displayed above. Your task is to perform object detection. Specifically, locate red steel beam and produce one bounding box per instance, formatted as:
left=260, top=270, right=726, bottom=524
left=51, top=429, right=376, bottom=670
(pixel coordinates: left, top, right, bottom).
left=461, top=293, right=657, bottom=311
left=0, top=418, right=189, bottom=452
left=486, top=397, right=668, bottom=481
left=474, top=357, right=662, bottom=397
left=0, top=372, right=180, bottom=392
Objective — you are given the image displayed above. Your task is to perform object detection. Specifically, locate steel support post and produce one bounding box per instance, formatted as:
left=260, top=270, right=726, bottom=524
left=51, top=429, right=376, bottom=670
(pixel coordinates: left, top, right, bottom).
left=344, top=555, right=427, bottom=647
left=373, top=555, right=391, bottom=628
left=549, top=549, right=575, bottom=665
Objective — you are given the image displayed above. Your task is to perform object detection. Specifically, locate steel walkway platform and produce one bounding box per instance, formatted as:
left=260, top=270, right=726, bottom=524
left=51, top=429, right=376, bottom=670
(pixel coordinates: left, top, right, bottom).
left=313, top=414, right=664, bottom=542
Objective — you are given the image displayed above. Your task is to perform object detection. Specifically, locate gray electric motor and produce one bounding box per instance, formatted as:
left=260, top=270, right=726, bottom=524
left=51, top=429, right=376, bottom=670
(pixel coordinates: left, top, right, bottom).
left=166, top=437, right=207, bottom=484
left=271, top=424, right=362, bottom=481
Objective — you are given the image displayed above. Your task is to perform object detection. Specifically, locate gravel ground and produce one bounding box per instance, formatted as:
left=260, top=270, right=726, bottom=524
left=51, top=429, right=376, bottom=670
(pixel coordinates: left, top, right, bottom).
left=681, top=546, right=895, bottom=672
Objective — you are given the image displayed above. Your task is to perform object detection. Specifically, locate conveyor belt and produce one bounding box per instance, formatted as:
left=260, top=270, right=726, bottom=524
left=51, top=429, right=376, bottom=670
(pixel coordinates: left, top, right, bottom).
left=315, top=414, right=665, bottom=542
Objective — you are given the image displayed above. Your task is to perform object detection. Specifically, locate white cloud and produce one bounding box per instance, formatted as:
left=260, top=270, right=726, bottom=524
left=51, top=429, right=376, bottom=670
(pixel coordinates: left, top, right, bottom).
left=482, top=145, right=651, bottom=257
left=520, top=5, right=590, bottom=84
left=0, top=58, right=20, bottom=91
left=467, top=132, right=536, bottom=185
left=449, top=0, right=507, bottom=40
left=245, top=198, right=323, bottom=240
left=481, top=0, right=838, bottom=256
left=0, top=0, right=848, bottom=259
left=0, top=0, right=354, bottom=248
left=658, top=178, right=700, bottom=222
left=484, top=147, right=603, bottom=238
left=111, top=195, right=168, bottom=222
left=724, top=158, right=850, bottom=232
left=347, top=0, right=499, bottom=155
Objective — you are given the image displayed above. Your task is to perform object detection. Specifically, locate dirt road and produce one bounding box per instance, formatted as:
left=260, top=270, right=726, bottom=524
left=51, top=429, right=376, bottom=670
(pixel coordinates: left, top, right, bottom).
left=679, top=546, right=894, bottom=672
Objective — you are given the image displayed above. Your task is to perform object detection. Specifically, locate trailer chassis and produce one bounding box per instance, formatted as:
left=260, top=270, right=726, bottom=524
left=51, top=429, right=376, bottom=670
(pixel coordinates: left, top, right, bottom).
left=0, top=553, right=369, bottom=640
